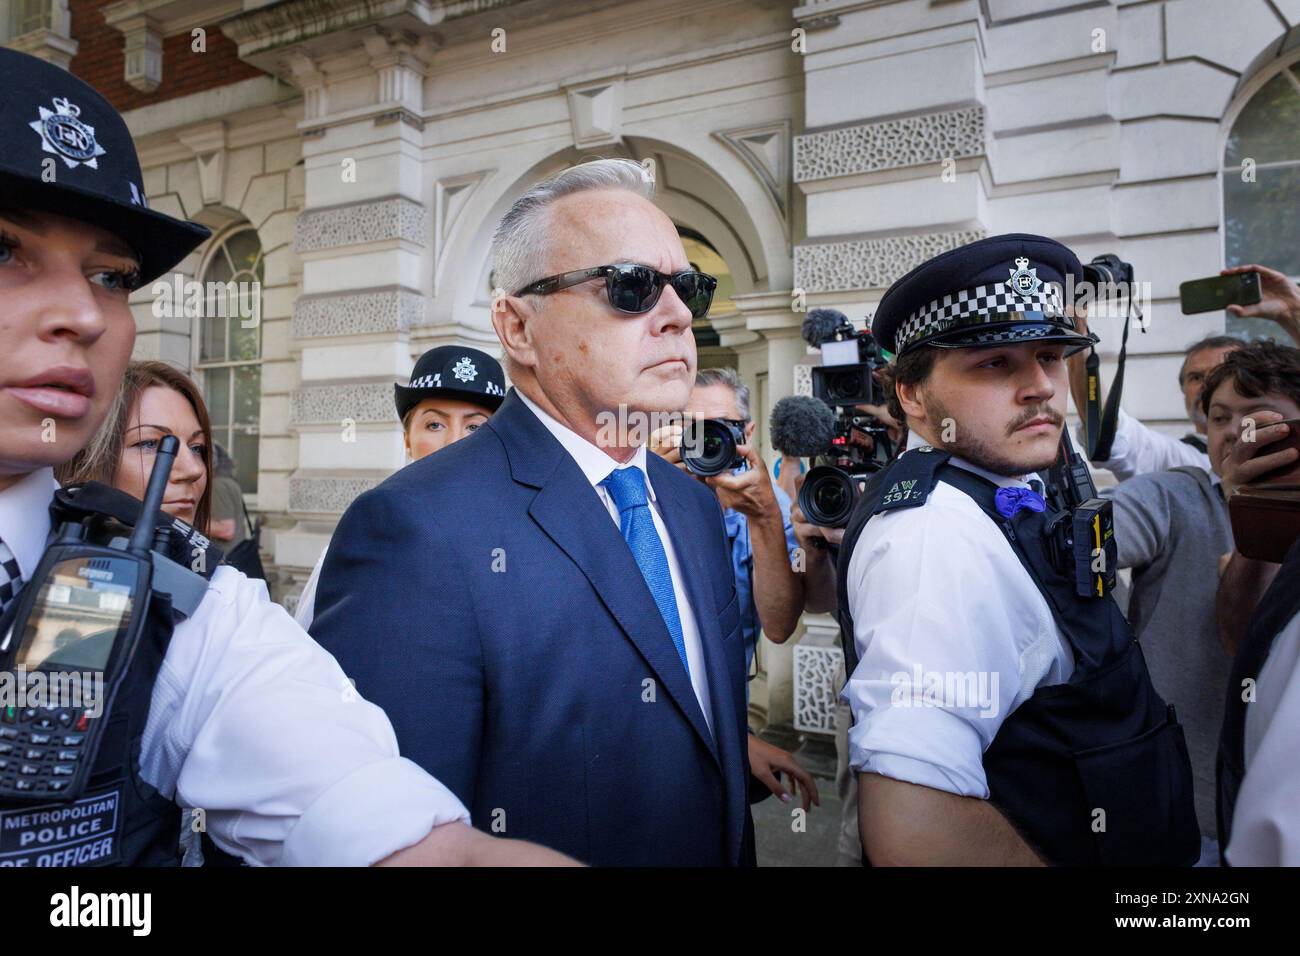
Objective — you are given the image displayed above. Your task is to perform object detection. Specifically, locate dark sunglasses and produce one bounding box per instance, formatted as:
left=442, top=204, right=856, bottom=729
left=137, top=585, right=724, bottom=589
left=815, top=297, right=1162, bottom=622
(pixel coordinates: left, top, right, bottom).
left=514, top=263, right=717, bottom=320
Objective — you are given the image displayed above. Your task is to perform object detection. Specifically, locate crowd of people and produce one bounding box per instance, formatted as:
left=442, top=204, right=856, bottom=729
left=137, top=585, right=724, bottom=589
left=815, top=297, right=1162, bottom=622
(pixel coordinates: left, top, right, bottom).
left=2, top=45, right=1298, bottom=868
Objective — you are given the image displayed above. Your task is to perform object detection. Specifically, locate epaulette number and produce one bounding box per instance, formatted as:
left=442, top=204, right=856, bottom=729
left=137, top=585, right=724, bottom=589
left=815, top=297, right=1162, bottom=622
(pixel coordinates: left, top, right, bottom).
left=881, top=479, right=922, bottom=507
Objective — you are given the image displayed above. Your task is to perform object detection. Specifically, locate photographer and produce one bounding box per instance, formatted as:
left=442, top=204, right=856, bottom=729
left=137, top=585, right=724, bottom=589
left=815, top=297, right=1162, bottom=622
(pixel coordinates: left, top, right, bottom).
left=650, top=368, right=821, bottom=811
left=1067, top=263, right=1300, bottom=482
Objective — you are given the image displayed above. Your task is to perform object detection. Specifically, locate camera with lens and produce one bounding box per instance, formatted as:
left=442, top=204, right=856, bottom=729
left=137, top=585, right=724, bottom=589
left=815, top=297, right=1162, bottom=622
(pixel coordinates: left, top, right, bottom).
left=788, top=309, right=896, bottom=528
left=810, top=316, right=885, bottom=409
left=681, top=417, right=748, bottom=478
left=1081, top=253, right=1134, bottom=291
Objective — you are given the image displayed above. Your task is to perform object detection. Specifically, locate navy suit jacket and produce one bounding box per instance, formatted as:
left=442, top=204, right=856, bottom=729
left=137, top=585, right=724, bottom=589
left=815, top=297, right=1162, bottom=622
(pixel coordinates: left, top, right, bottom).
left=311, top=389, right=755, bottom=866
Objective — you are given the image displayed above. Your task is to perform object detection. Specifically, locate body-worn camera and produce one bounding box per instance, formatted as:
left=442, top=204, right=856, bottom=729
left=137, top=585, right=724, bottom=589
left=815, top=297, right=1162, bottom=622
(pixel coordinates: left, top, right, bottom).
left=682, top=417, right=748, bottom=478
left=794, top=310, right=896, bottom=528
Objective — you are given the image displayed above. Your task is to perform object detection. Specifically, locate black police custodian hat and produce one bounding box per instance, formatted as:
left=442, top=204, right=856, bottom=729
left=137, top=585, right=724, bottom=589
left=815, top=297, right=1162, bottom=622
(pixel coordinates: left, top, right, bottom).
left=0, top=48, right=210, bottom=284
left=871, top=233, right=1096, bottom=357
left=394, top=346, right=506, bottom=421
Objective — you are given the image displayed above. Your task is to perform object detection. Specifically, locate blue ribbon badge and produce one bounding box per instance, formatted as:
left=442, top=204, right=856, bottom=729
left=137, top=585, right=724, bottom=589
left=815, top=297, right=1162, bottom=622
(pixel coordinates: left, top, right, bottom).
left=994, top=486, right=1046, bottom=520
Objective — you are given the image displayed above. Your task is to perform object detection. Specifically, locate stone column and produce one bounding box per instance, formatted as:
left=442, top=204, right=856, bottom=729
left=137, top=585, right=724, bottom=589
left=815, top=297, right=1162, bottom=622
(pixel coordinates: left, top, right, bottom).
left=273, top=32, right=434, bottom=603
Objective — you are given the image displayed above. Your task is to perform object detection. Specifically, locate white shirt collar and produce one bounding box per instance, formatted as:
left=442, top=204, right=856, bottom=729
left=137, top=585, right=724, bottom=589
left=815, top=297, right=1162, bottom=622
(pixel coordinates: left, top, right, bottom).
left=515, top=389, right=657, bottom=501
left=0, top=468, right=58, bottom=581
left=905, top=430, right=1037, bottom=490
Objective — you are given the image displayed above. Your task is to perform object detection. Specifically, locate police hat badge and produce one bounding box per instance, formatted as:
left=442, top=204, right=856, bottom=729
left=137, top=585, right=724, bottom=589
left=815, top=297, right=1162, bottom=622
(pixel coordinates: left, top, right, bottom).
left=1007, top=256, right=1042, bottom=299
left=30, top=97, right=107, bottom=170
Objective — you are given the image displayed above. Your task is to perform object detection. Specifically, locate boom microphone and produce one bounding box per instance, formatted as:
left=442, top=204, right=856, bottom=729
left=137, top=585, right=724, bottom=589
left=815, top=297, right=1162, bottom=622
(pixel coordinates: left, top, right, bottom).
left=770, top=395, right=837, bottom=458
left=801, top=308, right=848, bottom=349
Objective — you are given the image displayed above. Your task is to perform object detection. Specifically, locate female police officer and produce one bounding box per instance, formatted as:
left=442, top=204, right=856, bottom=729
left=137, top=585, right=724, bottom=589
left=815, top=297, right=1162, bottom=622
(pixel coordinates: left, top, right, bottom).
left=0, top=46, right=571, bottom=867
left=836, top=234, right=1200, bottom=866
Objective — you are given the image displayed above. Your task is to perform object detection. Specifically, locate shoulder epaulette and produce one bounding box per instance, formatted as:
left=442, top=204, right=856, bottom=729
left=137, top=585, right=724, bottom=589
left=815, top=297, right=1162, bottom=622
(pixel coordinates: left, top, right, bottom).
left=872, top=445, right=953, bottom=515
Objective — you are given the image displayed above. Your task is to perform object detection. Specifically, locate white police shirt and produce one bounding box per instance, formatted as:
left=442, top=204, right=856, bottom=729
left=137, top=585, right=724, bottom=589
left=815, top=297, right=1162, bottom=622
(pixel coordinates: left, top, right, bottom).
left=1227, top=607, right=1300, bottom=865
left=0, top=469, right=469, bottom=866
left=516, top=389, right=713, bottom=735
left=842, top=433, right=1075, bottom=798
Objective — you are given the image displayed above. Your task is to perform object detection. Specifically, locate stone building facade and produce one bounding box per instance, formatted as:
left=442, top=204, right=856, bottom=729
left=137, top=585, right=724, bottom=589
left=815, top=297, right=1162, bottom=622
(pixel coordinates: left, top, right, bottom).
left=5, top=0, right=1298, bottom=732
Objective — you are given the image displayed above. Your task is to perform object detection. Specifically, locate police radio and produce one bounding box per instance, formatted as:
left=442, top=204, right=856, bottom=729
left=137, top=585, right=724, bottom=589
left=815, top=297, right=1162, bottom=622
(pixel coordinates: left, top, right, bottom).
left=1045, top=430, right=1118, bottom=599
left=0, top=436, right=182, bottom=803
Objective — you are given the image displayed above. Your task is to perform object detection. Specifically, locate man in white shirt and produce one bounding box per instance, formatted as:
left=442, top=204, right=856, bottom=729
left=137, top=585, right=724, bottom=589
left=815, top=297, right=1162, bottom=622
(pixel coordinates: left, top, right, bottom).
left=0, top=47, right=570, bottom=867
left=837, top=234, right=1200, bottom=866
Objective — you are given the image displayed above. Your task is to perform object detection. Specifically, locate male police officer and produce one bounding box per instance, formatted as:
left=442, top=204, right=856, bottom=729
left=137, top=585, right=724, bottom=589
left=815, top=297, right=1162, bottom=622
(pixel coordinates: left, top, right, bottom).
left=836, top=234, right=1200, bottom=866
left=0, top=47, right=572, bottom=867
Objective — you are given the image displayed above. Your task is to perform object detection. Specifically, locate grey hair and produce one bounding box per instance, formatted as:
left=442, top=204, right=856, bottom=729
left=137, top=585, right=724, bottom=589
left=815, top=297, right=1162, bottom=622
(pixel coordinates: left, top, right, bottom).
left=490, top=158, right=657, bottom=298
left=695, top=367, right=751, bottom=420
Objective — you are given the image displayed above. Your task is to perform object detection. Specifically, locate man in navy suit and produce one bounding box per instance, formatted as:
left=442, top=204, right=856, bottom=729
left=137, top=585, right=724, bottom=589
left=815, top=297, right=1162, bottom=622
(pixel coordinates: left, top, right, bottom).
left=311, top=158, right=754, bottom=866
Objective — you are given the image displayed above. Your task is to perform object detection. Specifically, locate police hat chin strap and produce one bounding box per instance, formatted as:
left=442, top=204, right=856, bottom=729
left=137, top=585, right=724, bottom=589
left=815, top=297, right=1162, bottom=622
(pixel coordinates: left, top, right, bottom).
left=1084, top=295, right=1145, bottom=463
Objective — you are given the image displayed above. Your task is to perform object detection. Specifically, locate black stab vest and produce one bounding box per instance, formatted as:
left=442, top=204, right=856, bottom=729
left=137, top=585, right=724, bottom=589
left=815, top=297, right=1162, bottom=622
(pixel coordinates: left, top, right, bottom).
left=836, top=448, right=1201, bottom=866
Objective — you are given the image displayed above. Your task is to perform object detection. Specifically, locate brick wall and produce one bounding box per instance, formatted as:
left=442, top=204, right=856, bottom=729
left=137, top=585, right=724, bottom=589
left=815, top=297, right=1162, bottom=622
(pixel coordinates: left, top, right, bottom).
left=68, top=0, right=264, bottom=111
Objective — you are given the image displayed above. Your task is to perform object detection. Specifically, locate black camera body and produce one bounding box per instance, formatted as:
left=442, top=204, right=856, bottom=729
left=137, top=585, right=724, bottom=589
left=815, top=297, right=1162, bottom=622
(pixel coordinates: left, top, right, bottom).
left=1080, top=252, right=1134, bottom=292
left=682, top=417, right=748, bottom=478
left=797, top=313, right=895, bottom=528
left=810, top=319, right=885, bottom=408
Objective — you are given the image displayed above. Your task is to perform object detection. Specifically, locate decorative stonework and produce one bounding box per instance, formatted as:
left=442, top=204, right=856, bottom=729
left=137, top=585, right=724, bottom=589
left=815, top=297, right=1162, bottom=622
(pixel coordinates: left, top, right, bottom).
left=715, top=121, right=790, bottom=220
left=290, top=382, right=396, bottom=425
left=289, top=475, right=382, bottom=513
left=292, top=287, right=424, bottom=338
left=794, top=643, right=843, bottom=735
left=566, top=77, right=624, bottom=149
left=794, top=229, right=985, bottom=293
left=293, top=197, right=428, bottom=252
left=794, top=107, right=985, bottom=183
left=793, top=362, right=812, bottom=398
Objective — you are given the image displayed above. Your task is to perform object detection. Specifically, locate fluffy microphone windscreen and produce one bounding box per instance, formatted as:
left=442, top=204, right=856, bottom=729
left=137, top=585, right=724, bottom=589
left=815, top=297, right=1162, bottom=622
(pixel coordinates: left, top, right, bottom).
left=801, top=308, right=848, bottom=348
left=770, top=395, right=837, bottom=458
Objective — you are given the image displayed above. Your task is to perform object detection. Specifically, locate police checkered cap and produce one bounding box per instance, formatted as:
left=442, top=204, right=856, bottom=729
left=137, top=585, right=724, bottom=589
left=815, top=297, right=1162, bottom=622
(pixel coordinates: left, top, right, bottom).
left=893, top=281, right=1066, bottom=354
left=871, top=233, right=1093, bottom=356
left=394, top=345, right=506, bottom=421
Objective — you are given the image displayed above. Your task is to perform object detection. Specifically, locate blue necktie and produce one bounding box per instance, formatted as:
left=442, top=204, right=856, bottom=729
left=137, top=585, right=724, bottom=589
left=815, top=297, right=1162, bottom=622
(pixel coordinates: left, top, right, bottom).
left=601, top=467, right=690, bottom=677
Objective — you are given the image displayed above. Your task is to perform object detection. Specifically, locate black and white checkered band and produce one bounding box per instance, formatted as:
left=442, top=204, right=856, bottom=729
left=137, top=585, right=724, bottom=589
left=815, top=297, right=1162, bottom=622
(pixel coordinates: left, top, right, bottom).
left=895, top=282, right=1067, bottom=353
left=409, top=373, right=442, bottom=388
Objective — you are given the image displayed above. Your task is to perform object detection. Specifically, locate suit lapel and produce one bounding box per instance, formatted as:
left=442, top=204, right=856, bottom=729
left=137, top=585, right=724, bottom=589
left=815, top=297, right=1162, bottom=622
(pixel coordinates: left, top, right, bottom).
left=491, top=391, right=719, bottom=765
left=651, top=454, right=748, bottom=860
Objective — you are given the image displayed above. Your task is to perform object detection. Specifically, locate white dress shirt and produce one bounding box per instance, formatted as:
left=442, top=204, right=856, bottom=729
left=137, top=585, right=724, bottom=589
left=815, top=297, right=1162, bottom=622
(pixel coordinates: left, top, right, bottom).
left=1226, top=607, right=1300, bottom=865
left=1076, top=410, right=1211, bottom=482
left=842, top=433, right=1075, bottom=797
left=0, top=468, right=468, bottom=866
left=516, top=390, right=713, bottom=734
left=294, top=545, right=327, bottom=630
